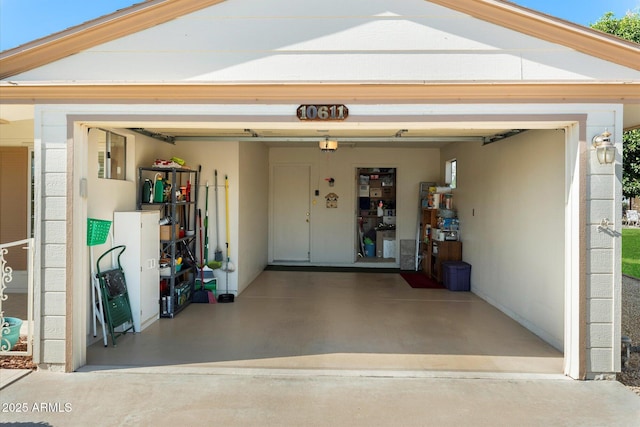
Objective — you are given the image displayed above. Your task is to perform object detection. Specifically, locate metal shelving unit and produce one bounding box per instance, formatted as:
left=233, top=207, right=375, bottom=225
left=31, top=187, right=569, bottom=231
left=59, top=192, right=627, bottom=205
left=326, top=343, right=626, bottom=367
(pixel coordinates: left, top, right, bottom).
left=137, top=166, right=199, bottom=318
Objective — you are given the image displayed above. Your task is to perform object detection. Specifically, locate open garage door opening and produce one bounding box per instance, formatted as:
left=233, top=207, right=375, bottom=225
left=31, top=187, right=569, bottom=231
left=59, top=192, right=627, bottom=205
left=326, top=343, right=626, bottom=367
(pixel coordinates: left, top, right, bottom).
left=77, top=120, right=566, bottom=376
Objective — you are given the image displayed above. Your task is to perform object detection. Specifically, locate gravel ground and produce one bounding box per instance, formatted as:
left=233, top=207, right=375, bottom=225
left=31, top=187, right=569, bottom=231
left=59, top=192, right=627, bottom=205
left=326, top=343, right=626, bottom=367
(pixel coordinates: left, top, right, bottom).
left=619, top=275, right=640, bottom=396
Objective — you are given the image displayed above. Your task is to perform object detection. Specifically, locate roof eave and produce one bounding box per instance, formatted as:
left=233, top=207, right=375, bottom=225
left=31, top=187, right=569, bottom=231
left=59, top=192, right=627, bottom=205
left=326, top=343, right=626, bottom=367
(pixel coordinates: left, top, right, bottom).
left=0, top=0, right=227, bottom=79
left=428, top=0, right=640, bottom=71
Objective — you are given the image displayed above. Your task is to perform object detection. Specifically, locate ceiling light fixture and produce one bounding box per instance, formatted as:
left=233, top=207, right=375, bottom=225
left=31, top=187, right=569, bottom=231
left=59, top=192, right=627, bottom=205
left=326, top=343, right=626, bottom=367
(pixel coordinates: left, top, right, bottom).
left=319, top=137, right=338, bottom=152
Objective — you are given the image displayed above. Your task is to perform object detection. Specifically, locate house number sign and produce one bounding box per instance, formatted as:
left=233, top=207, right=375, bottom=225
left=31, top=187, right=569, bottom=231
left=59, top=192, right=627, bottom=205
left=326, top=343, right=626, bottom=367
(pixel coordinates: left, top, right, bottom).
left=297, top=104, right=349, bottom=121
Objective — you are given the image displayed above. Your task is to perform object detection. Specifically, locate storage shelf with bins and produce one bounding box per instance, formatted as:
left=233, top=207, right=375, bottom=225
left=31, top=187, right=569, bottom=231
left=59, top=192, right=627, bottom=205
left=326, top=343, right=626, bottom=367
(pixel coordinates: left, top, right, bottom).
left=358, top=169, right=396, bottom=219
left=420, top=208, right=462, bottom=282
left=137, top=166, right=199, bottom=318
left=357, top=168, right=396, bottom=260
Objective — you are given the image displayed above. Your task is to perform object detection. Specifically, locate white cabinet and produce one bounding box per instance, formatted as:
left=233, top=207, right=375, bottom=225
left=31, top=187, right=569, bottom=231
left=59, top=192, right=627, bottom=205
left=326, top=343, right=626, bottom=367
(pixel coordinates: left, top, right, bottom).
left=114, top=210, right=160, bottom=331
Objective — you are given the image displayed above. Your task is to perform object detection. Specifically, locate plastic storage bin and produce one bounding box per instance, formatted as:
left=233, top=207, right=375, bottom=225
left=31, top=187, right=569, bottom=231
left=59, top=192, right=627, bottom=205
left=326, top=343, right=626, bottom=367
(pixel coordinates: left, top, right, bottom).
left=442, top=261, right=471, bottom=291
left=364, top=243, right=376, bottom=257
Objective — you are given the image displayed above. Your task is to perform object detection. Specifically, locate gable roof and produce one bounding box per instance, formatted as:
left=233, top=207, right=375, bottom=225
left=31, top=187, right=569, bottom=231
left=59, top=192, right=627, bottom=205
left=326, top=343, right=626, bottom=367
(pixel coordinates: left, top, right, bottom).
left=0, top=0, right=638, bottom=80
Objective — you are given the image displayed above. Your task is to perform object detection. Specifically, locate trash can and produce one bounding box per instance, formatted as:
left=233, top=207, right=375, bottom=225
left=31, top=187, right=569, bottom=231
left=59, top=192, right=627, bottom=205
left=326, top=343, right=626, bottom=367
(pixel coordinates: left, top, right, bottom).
left=442, top=261, right=471, bottom=291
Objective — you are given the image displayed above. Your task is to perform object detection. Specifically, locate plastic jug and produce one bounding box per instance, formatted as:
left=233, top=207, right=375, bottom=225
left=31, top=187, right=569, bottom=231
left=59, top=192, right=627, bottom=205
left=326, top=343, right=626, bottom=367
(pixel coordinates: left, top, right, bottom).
left=142, top=179, right=152, bottom=203
left=153, top=174, right=164, bottom=203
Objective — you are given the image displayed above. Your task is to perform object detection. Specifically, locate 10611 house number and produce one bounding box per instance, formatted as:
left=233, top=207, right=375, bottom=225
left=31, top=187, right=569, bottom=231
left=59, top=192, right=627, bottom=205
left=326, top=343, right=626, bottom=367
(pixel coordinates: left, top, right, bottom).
left=297, top=104, right=348, bottom=121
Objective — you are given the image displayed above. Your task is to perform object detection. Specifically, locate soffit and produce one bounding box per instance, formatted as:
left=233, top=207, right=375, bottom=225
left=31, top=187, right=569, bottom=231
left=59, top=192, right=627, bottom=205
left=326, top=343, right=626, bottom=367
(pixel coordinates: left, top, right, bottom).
left=1, top=82, right=639, bottom=103
left=1, top=82, right=639, bottom=128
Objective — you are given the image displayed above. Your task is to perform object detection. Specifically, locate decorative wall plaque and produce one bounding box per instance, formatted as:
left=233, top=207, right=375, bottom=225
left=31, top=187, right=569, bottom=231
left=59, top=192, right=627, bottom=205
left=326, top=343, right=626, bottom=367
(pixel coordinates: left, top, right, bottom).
left=297, top=104, right=348, bottom=121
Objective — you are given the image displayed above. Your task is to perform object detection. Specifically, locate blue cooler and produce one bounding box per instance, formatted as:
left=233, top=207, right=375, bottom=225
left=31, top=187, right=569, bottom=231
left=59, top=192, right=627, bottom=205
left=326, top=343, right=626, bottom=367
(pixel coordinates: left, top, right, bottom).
left=442, top=261, right=471, bottom=291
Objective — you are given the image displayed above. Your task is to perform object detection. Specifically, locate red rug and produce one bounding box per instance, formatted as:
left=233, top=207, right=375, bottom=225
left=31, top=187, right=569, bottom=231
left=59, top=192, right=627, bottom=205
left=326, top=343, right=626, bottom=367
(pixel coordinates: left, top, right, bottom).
left=401, top=272, right=445, bottom=289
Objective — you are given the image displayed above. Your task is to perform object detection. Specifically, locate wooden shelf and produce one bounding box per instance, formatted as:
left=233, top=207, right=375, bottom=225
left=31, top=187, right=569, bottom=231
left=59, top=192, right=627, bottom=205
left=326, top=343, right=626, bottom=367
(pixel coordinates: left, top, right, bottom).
left=420, top=208, right=462, bottom=281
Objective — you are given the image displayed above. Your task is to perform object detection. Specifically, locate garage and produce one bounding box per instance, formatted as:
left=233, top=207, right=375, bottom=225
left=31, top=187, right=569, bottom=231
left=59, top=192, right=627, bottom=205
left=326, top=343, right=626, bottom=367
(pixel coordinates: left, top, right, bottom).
left=1, top=0, right=637, bottom=378
left=72, top=117, right=566, bottom=373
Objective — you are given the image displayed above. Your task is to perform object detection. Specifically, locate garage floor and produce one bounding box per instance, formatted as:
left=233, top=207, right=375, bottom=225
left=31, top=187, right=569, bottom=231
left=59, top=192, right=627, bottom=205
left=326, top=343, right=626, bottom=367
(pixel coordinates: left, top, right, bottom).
left=86, top=270, right=563, bottom=374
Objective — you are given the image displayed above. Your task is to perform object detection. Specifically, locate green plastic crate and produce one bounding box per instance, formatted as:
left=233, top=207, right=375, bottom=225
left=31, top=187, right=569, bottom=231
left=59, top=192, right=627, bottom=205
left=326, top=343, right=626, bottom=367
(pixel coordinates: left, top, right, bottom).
left=87, top=218, right=112, bottom=246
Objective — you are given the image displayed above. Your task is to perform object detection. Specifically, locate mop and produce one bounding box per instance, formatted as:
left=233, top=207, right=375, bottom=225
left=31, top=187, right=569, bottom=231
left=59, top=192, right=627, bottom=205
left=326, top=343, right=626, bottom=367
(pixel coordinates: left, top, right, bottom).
left=217, top=174, right=235, bottom=303
left=204, top=182, right=209, bottom=264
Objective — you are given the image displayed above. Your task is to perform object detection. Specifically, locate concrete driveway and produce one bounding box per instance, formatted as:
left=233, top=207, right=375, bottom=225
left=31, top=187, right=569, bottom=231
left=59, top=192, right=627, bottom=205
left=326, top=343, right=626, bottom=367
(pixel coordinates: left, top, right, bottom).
left=1, top=368, right=639, bottom=426
left=2, top=271, right=638, bottom=425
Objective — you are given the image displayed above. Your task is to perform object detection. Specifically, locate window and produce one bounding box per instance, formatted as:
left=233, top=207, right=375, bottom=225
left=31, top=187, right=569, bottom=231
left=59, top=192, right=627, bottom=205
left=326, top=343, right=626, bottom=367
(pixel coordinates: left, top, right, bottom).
left=445, top=159, right=457, bottom=189
left=96, top=129, right=126, bottom=180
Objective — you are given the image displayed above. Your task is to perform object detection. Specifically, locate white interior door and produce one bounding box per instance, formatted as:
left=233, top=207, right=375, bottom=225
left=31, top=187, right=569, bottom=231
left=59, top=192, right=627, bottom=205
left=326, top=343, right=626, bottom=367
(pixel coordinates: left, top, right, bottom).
left=272, top=164, right=310, bottom=261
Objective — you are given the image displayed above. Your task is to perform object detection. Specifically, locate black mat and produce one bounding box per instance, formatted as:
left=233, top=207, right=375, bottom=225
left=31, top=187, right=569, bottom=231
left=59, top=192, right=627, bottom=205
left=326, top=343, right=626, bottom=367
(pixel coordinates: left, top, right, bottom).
left=265, top=265, right=400, bottom=273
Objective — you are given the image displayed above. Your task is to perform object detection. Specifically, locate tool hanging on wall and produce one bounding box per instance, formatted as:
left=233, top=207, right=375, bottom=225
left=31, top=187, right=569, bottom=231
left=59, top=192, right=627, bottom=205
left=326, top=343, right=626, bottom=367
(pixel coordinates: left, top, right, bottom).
left=204, top=182, right=210, bottom=264
left=193, top=209, right=215, bottom=303
left=214, top=170, right=223, bottom=261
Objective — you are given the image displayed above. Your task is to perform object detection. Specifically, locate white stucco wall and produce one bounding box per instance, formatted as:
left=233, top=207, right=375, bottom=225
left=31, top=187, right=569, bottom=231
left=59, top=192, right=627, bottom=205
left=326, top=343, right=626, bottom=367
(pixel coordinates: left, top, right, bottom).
left=441, top=130, right=566, bottom=350
left=585, top=111, right=623, bottom=377
left=176, top=140, right=242, bottom=295
left=269, top=146, right=440, bottom=264
left=438, top=111, right=624, bottom=376
left=238, top=141, right=270, bottom=293
left=10, top=0, right=638, bottom=83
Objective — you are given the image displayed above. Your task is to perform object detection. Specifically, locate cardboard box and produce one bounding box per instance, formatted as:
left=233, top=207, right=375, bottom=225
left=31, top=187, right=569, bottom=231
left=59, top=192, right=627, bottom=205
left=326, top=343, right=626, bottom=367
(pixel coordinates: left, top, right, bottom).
left=376, top=230, right=396, bottom=257
left=160, top=224, right=179, bottom=240
left=382, top=187, right=395, bottom=197
left=383, top=238, right=396, bottom=258
left=370, top=187, right=382, bottom=198
left=359, top=184, right=370, bottom=197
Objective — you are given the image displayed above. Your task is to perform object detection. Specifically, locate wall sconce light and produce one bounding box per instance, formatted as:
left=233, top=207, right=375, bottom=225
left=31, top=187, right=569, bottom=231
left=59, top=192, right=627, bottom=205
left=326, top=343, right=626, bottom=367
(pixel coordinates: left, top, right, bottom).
left=319, top=137, right=338, bottom=152
left=592, top=129, right=616, bottom=164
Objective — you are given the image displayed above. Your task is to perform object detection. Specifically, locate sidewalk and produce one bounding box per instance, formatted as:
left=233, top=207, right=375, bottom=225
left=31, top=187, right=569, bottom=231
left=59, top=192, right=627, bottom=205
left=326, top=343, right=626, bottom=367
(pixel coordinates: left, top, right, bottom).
left=0, top=368, right=31, bottom=389
left=1, top=367, right=639, bottom=426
